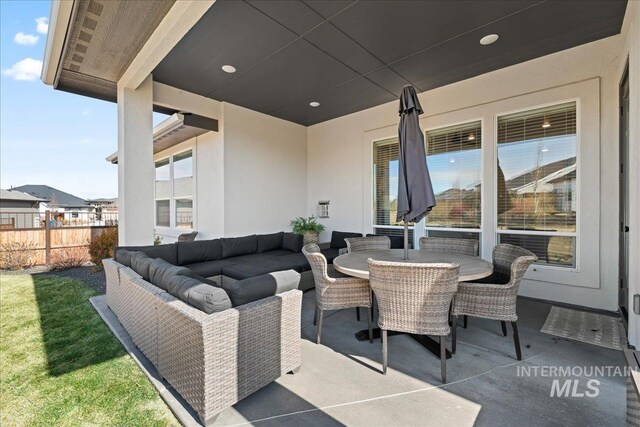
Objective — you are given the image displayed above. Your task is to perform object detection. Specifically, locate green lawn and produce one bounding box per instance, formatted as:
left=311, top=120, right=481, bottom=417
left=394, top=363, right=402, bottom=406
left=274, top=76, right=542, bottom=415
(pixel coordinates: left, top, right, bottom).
left=0, top=273, right=178, bottom=426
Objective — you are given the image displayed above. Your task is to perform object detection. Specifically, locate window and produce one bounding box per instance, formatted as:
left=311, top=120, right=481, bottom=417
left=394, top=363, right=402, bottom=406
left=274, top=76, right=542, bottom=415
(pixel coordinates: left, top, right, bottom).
left=154, top=149, right=194, bottom=229
left=496, top=102, right=577, bottom=267
left=175, top=198, right=193, bottom=229
left=425, top=121, right=482, bottom=241
left=373, top=138, right=406, bottom=236
left=156, top=200, right=170, bottom=227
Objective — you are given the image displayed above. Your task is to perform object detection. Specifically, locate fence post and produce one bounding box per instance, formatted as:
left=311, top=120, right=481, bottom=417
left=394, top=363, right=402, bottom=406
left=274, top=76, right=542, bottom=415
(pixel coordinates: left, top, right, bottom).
left=44, top=210, right=51, bottom=265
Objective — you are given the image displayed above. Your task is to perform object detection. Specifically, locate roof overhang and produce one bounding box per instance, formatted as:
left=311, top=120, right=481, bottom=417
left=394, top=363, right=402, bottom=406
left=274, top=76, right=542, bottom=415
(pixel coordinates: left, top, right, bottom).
left=106, top=113, right=218, bottom=164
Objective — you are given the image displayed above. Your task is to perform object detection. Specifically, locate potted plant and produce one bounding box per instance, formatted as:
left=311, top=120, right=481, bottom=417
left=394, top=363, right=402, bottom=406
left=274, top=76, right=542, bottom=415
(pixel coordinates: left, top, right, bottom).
left=290, top=216, right=325, bottom=245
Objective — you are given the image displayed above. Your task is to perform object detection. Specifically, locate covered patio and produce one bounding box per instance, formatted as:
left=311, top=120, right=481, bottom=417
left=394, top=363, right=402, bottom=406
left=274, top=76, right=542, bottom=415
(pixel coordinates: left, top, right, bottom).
left=41, top=0, right=639, bottom=425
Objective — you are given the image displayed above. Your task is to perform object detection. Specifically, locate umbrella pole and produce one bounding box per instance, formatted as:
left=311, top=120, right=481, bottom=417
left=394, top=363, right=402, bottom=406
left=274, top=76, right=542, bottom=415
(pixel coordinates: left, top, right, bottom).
left=404, top=220, right=409, bottom=260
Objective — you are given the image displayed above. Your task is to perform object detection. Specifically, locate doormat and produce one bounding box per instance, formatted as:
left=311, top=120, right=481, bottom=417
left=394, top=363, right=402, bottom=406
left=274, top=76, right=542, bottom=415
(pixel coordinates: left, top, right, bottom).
left=540, top=306, right=624, bottom=350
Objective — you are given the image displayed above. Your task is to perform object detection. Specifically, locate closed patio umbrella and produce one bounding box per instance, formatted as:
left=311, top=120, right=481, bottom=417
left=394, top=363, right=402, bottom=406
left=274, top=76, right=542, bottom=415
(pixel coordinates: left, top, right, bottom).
left=396, top=86, right=436, bottom=259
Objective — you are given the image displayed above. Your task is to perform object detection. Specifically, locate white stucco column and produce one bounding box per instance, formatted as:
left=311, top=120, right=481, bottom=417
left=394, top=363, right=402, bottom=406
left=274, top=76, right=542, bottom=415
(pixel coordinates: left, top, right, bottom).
left=117, top=74, right=154, bottom=245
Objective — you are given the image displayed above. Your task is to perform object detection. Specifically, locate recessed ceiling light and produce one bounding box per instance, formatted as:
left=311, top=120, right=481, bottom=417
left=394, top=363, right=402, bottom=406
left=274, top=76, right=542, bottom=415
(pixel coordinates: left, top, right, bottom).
left=309, top=101, right=320, bottom=107
left=542, top=120, right=551, bottom=128
left=468, top=134, right=476, bottom=141
left=480, top=34, right=499, bottom=45
left=221, top=65, right=236, bottom=73
left=541, top=147, right=549, bottom=152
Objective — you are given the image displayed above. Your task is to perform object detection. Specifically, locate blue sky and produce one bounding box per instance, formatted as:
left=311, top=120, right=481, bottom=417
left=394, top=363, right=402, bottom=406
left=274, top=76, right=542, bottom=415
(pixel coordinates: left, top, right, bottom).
left=0, top=1, right=165, bottom=200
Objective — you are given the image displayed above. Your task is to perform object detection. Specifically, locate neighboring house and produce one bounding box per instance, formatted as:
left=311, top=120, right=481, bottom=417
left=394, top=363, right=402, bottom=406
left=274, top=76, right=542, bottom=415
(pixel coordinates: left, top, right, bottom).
left=0, top=189, right=47, bottom=228
left=86, top=198, right=119, bottom=225
left=13, top=185, right=94, bottom=225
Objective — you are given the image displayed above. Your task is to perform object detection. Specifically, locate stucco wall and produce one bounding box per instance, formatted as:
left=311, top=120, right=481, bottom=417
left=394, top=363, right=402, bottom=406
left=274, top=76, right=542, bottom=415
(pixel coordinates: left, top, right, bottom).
left=222, top=103, right=308, bottom=236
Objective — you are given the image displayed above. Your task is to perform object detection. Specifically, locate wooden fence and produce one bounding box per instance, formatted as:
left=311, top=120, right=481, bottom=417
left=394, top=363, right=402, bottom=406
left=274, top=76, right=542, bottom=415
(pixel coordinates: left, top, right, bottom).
left=0, top=212, right=116, bottom=266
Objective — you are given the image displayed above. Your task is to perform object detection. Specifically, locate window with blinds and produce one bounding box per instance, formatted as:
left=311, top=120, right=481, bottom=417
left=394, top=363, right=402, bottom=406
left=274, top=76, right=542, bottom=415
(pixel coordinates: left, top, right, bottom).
left=425, top=121, right=482, bottom=230
left=496, top=102, right=577, bottom=267
left=373, top=138, right=403, bottom=229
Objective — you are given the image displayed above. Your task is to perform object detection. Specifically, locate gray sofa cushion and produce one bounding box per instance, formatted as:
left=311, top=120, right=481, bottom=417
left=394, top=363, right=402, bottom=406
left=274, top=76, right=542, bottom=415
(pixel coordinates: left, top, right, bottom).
left=184, top=259, right=237, bottom=278
left=320, top=247, right=340, bottom=263
left=176, top=239, right=222, bottom=265
left=116, top=244, right=178, bottom=265
left=221, top=235, right=258, bottom=258
left=222, top=259, right=293, bottom=280
left=263, top=249, right=296, bottom=257
left=223, top=270, right=300, bottom=307
left=149, top=258, right=190, bottom=291
left=168, top=275, right=232, bottom=314
left=130, top=252, right=153, bottom=281
left=282, top=233, right=303, bottom=252
left=115, top=249, right=135, bottom=267
left=330, top=231, right=363, bottom=249
left=276, top=252, right=310, bottom=272
left=257, top=232, right=284, bottom=253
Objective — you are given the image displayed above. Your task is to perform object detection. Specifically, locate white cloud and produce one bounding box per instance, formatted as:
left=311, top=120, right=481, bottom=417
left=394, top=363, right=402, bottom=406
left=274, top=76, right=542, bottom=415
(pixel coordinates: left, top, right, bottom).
left=14, top=32, right=39, bottom=45
left=1, top=58, right=43, bottom=81
left=35, top=17, right=49, bottom=35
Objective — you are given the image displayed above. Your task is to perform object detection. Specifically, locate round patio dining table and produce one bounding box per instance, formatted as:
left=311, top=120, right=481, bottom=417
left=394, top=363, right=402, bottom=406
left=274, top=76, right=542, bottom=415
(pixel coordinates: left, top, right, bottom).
left=333, top=249, right=493, bottom=282
left=333, top=248, right=493, bottom=360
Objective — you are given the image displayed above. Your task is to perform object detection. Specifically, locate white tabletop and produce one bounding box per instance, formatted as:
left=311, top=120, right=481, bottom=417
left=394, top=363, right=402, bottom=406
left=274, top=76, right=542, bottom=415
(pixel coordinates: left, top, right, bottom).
left=333, top=249, right=493, bottom=282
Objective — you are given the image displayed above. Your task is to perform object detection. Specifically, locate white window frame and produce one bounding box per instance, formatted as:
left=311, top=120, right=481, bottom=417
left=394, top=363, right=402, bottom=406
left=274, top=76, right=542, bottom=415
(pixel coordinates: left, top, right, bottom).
left=153, top=144, right=196, bottom=233
left=424, top=118, right=485, bottom=249
left=494, top=99, right=580, bottom=271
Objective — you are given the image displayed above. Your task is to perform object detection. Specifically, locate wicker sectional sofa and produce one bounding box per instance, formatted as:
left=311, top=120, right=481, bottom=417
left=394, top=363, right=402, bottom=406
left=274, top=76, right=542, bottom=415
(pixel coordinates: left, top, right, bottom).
left=104, top=256, right=303, bottom=425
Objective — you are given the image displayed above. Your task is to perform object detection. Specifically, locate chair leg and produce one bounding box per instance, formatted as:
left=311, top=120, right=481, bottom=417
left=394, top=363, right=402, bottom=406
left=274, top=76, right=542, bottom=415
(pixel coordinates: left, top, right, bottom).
left=451, top=315, right=457, bottom=354
left=511, top=321, right=522, bottom=361
left=316, top=309, right=324, bottom=345
left=356, top=307, right=360, bottom=321
left=501, top=321, right=507, bottom=337
left=463, top=315, right=468, bottom=328
left=367, top=306, right=373, bottom=343
left=313, top=305, right=318, bottom=326
left=440, top=336, right=447, bottom=383
left=382, top=329, right=388, bottom=374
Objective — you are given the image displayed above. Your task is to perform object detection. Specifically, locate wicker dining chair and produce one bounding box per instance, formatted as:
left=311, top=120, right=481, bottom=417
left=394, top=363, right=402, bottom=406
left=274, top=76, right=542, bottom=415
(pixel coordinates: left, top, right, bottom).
left=302, top=244, right=373, bottom=344
left=345, top=236, right=390, bottom=321
left=419, top=237, right=478, bottom=256
left=345, top=236, right=391, bottom=253
left=451, top=244, right=537, bottom=360
left=368, top=259, right=460, bottom=383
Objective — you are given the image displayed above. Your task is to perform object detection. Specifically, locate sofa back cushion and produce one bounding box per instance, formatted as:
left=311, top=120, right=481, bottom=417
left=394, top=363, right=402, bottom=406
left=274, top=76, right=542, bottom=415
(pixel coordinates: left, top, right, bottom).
left=282, top=233, right=303, bottom=252
left=115, top=244, right=178, bottom=265
left=130, top=252, right=153, bottom=281
left=176, top=239, right=222, bottom=265
left=330, top=231, right=363, bottom=249
left=221, top=235, right=258, bottom=258
left=149, top=258, right=190, bottom=291
left=168, top=275, right=232, bottom=314
left=222, top=269, right=300, bottom=307
left=115, top=249, right=135, bottom=267
left=257, top=232, right=284, bottom=253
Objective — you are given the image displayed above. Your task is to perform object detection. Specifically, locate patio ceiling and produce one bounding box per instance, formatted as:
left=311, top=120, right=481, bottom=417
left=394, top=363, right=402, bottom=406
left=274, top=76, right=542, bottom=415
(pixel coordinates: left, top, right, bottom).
left=153, top=0, right=627, bottom=126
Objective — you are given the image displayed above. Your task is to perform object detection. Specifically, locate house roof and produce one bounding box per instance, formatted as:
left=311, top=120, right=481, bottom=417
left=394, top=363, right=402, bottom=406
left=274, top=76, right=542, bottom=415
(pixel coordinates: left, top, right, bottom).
left=0, top=189, right=48, bottom=203
left=504, top=157, right=577, bottom=191
left=12, top=185, right=89, bottom=208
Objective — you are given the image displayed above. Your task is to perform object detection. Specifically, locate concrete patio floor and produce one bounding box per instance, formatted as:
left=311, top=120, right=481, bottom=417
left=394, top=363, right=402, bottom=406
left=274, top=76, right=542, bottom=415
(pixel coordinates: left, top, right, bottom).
left=93, top=288, right=627, bottom=426
left=216, top=291, right=626, bottom=426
